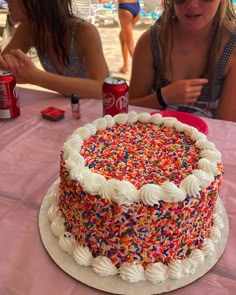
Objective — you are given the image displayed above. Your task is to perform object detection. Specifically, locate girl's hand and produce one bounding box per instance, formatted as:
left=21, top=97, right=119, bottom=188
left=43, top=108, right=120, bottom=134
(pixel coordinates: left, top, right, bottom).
left=0, top=50, right=25, bottom=74
left=0, top=49, right=38, bottom=84
left=161, top=79, right=209, bottom=105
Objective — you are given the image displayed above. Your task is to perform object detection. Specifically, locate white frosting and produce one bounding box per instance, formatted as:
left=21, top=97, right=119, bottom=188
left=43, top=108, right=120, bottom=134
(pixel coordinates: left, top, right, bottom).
left=149, top=113, right=163, bottom=125
left=61, top=112, right=221, bottom=205
left=210, top=225, right=222, bottom=243
left=137, top=112, right=151, bottom=123
left=198, top=158, right=218, bottom=176
left=183, top=125, right=198, bottom=137
left=83, top=123, right=97, bottom=135
left=92, top=118, right=108, bottom=130
left=47, top=185, right=60, bottom=207
left=168, top=260, right=184, bottom=279
left=145, top=262, right=169, bottom=283
left=119, top=263, right=145, bottom=282
left=139, top=184, right=165, bottom=206
left=72, top=126, right=91, bottom=140
left=175, top=121, right=186, bottom=132
left=48, top=205, right=61, bottom=222
left=73, top=245, right=93, bottom=266
left=162, top=117, right=178, bottom=128
left=200, top=149, right=222, bottom=162
left=70, top=166, right=90, bottom=181
left=100, top=179, right=139, bottom=205
left=51, top=216, right=65, bottom=238
left=51, top=112, right=224, bottom=283
left=127, top=111, right=138, bottom=123
left=179, top=175, right=201, bottom=198
left=80, top=172, right=106, bottom=195
left=190, top=131, right=207, bottom=141
left=114, top=113, right=128, bottom=125
left=213, top=213, right=224, bottom=229
left=59, top=232, right=76, bottom=254
left=195, top=138, right=216, bottom=150
left=48, top=183, right=224, bottom=283
left=189, top=249, right=204, bottom=268
left=65, top=153, right=85, bottom=171
left=92, top=256, right=118, bottom=276
left=63, top=135, right=83, bottom=160
left=216, top=198, right=224, bottom=215
left=201, top=238, right=215, bottom=256
left=192, top=169, right=214, bottom=188
left=181, top=257, right=194, bottom=274
left=161, top=181, right=187, bottom=202
left=104, top=114, right=115, bottom=127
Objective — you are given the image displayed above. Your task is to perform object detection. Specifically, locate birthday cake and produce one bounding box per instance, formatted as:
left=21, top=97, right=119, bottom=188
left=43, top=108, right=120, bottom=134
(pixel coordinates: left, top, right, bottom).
left=47, top=112, right=224, bottom=283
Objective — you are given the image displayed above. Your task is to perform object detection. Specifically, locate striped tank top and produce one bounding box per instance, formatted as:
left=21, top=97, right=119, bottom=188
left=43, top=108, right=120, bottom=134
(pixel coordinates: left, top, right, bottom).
left=150, top=25, right=236, bottom=118
left=38, top=23, right=88, bottom=78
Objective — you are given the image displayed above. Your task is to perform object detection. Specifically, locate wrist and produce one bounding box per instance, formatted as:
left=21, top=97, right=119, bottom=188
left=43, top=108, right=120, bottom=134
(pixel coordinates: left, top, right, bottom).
left=156, top=87, right=168, bottom=109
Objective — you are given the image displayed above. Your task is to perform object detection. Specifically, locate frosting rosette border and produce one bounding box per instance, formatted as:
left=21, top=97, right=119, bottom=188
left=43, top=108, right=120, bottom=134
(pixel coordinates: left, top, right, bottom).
left=62, top=112, right=222, bottom=206
left=47, top=185, right=225, bottom=283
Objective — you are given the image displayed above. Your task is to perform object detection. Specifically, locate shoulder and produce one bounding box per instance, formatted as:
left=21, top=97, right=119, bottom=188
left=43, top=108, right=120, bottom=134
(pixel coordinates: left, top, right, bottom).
left=72, top=19, right=103, bottom=56
left=133, top=28, right=154, bottom=66
left=134, top=27, right=155, bottom=58
left=75, top=20, right=100, bottom=42
left=136, top=28, right=152, bottom=48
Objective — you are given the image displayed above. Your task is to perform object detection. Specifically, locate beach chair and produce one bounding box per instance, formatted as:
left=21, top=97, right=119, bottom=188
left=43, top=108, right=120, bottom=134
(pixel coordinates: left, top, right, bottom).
left=95, top=1, right=119, bottom=26
left=72, top=0, right=98, bottom=24
left=140, top=0, right=162, bottom=25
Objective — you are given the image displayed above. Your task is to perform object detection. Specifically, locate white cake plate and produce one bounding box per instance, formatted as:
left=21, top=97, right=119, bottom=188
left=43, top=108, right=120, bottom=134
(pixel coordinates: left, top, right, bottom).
left=39, top=180, right=229, bottom=295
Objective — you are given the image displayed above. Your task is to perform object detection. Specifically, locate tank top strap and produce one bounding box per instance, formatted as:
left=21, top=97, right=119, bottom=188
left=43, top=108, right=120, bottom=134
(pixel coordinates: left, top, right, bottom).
left=70, top=21, right=78, bottom=53
left=150, top=24, right=160, bottom=71
left=216, top=30, right=236, bottom=79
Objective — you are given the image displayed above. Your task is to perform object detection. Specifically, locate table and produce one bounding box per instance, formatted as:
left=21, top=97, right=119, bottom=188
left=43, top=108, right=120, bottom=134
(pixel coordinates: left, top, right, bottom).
left=0, top=87, right=236, bottom=295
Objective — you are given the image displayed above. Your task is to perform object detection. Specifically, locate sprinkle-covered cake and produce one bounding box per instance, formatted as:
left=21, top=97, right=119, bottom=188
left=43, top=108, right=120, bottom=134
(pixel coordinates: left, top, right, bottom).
left=48, top=112, right=224, bottom=283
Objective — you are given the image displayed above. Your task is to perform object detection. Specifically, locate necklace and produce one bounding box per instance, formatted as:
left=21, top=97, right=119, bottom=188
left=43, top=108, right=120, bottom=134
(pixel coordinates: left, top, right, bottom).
left=180, top=38, right=210, bottom=56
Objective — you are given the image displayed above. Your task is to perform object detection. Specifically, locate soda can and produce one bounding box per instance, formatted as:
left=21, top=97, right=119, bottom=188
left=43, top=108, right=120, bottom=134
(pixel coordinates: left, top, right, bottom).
left=0, top=71, right=20, bottom=120
left=102, top=77, right=129, bottom=116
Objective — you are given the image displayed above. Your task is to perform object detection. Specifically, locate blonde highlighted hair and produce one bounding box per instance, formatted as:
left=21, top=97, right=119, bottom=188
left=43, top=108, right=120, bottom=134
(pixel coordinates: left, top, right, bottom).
left=156, top=0, right=236, bottom=92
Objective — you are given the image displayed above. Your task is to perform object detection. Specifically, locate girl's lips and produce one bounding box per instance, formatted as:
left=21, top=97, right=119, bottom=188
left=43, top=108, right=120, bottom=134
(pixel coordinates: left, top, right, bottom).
left=185, top=14, right=201, bottom=19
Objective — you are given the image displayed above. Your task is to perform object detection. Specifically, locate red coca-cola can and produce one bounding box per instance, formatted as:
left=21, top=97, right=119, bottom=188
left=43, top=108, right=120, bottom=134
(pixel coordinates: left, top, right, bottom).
left=0, top=71, right=20, bottom=120
left=102, top=77, right=129, bottom=116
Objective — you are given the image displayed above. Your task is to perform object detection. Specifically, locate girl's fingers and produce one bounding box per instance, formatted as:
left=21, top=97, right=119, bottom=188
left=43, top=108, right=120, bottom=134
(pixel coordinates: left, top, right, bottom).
left=3, top=54, right=22, bottom=73
left=10, top=49, right=29, bottom=66
left=189, top=79, right=208, bottom=86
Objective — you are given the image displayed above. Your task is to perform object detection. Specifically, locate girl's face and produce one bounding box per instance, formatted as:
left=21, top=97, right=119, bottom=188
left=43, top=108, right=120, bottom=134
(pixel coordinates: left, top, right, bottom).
left=173, top=0, right=222, bottom=31
left=6, top=0, right=27, bottom=22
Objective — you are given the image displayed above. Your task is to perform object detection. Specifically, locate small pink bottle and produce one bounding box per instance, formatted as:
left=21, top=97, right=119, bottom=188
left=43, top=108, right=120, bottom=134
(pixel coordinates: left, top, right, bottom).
left=71, top=93, right=80, bottom=119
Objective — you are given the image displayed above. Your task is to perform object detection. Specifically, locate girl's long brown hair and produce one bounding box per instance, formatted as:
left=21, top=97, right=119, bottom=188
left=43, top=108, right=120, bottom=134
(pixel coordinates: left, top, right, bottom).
left=20, top=0, right=74, bottom=65
left=156, top=0, right=236, bottom=92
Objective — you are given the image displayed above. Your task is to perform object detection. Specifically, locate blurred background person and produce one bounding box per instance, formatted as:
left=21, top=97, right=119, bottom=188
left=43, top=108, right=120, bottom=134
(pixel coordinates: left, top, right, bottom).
left=0, top=0, right=109, bottom=98
left=118, top=0, right=140, bottom=74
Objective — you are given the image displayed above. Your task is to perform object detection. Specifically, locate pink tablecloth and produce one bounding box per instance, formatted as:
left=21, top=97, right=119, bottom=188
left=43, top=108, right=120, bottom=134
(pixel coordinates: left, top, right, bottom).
left=0, top=87, right=236, bottom=295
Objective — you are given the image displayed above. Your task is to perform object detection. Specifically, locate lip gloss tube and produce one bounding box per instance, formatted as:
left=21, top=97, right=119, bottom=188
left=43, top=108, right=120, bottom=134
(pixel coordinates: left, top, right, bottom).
left=71, top=93, right=80, bottom=119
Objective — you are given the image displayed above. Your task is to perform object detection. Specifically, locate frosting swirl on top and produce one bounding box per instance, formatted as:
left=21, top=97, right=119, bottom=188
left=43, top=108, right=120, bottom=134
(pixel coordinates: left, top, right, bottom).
left=62, top=112, right=222, bottom=205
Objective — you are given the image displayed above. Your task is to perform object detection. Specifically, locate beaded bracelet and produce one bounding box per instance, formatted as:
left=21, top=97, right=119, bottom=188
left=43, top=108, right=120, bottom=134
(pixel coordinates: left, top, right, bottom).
left=156, top=88, right=168, bottom=109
